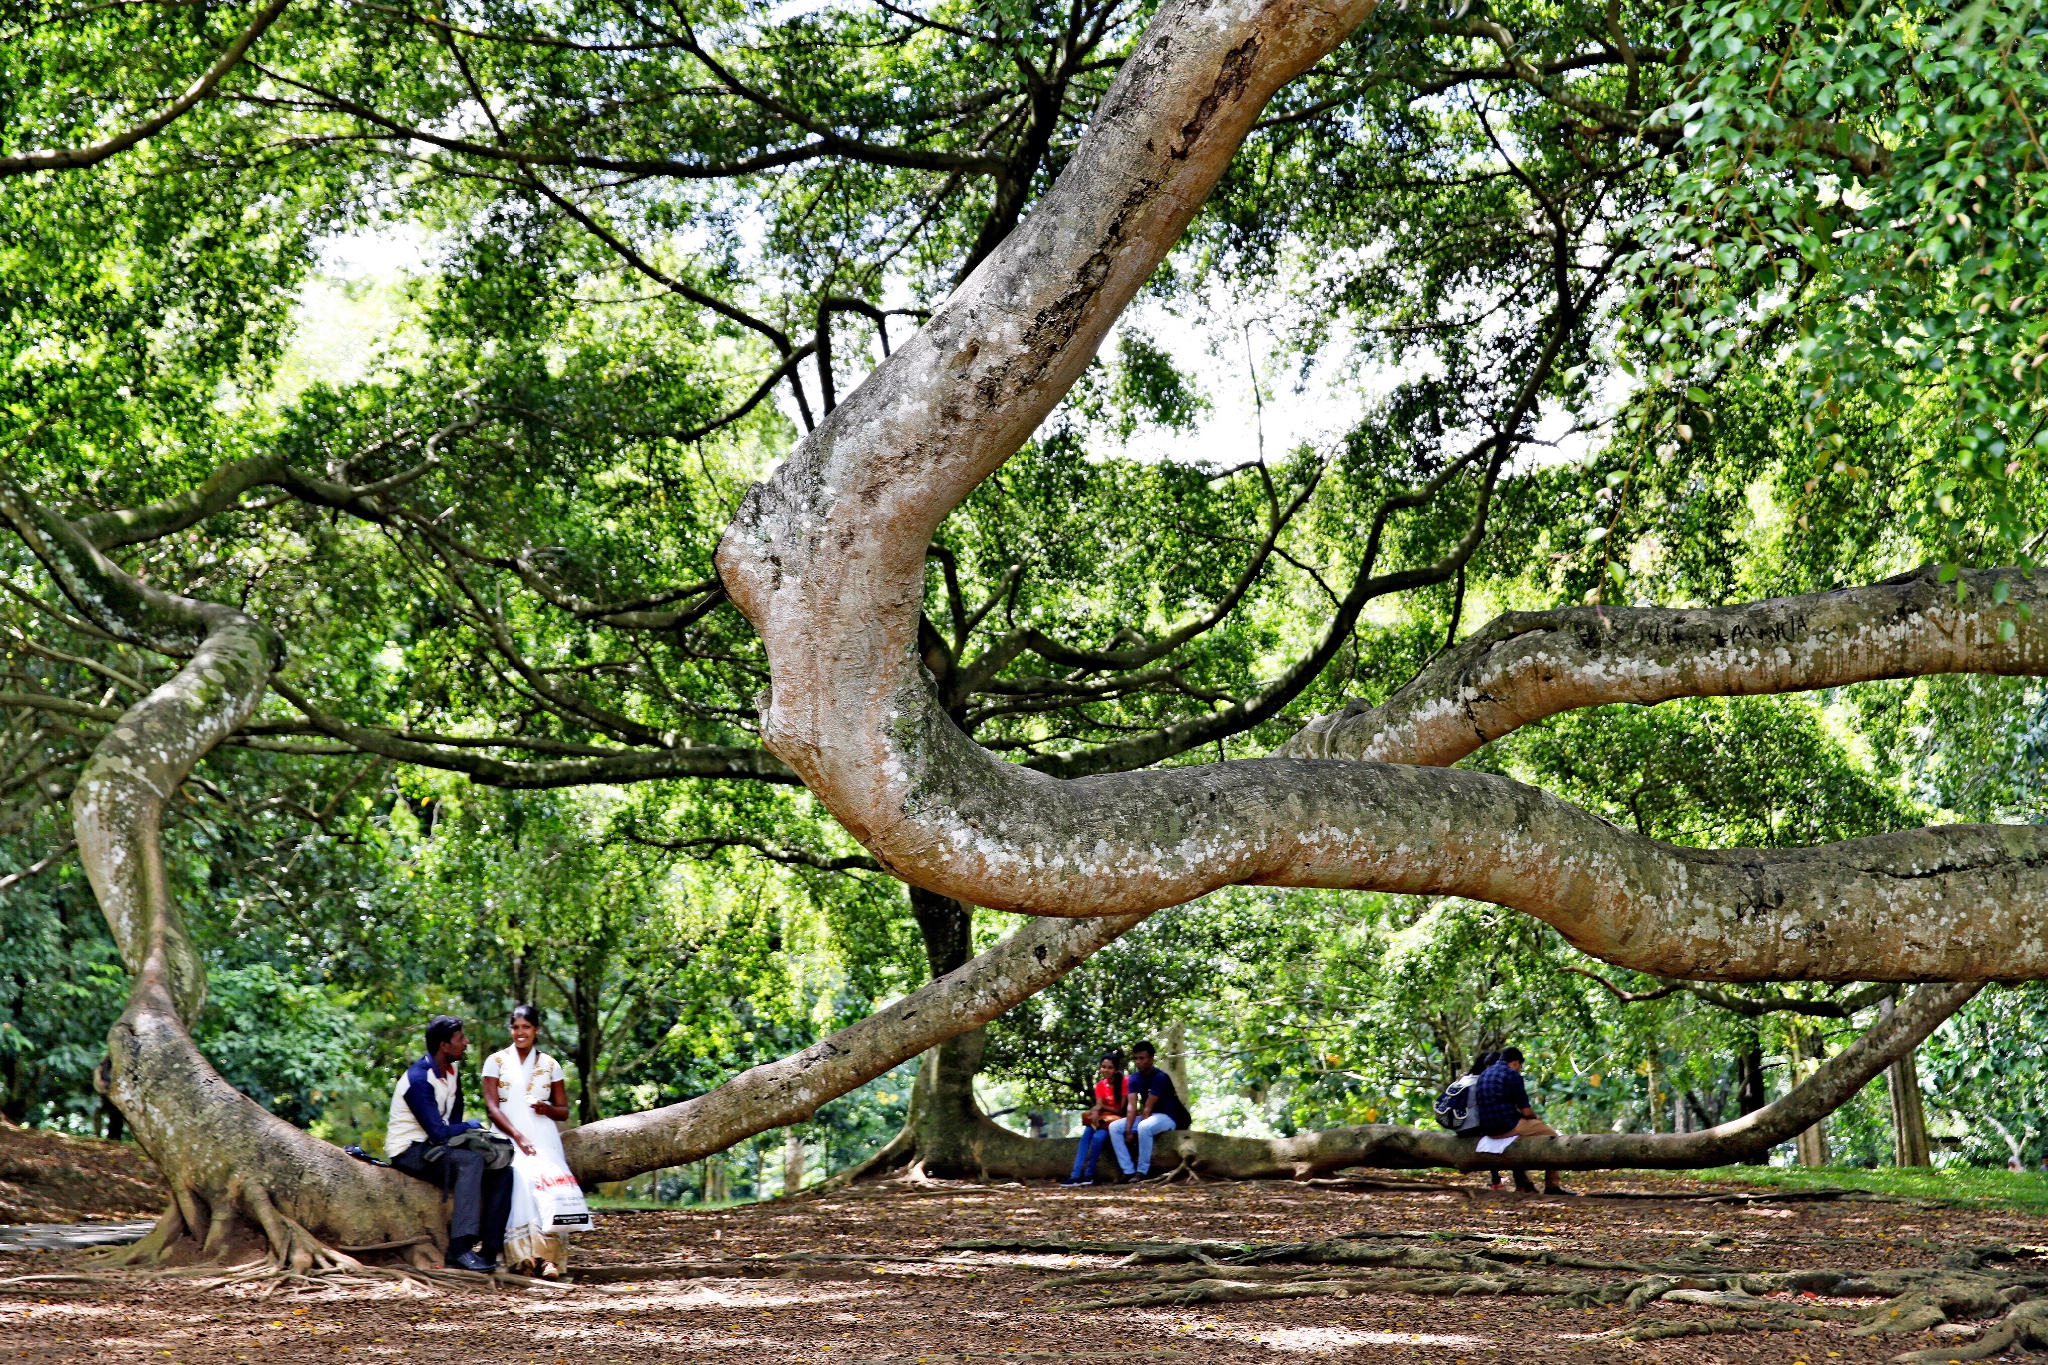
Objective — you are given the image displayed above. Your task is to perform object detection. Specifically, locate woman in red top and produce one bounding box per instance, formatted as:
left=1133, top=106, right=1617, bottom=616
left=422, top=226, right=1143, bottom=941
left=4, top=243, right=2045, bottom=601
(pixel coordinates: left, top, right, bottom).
left=1062, top=1052, right=1126, bottom=1186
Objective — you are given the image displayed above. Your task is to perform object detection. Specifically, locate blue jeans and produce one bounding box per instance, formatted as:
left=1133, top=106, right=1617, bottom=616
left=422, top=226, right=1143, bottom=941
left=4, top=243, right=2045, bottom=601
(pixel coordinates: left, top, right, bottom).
left=1108, top=1113, right=1177, bottom=1174
left=1068, top=1127, right=1111, bottom=1182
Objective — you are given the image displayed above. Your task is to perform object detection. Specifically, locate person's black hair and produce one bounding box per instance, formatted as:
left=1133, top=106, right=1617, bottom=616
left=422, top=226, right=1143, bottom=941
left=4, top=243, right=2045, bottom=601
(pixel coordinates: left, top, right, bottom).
left=1498, top=1046, right=1525, bottom=1064
left=1472, top=1050, right=1499, bottom=1074
left=1131, top=1040, right=1156, bottom=1056
left=510, top=1003, right=543, bottom=1030
left=1100, top=1049, right=1126, bottom=1068
left=425, top=1015, right=464, bottom=1055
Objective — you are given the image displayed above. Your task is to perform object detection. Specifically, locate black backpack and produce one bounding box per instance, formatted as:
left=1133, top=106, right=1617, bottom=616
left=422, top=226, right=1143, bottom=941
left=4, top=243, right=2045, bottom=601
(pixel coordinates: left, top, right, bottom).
left=1434, top=1071, right=1485, bottom=1132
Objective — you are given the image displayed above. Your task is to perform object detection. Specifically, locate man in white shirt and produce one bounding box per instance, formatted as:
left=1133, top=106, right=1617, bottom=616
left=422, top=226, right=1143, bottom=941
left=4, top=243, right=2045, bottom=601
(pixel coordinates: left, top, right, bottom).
left=386, top=1016, right=510, bottom=1272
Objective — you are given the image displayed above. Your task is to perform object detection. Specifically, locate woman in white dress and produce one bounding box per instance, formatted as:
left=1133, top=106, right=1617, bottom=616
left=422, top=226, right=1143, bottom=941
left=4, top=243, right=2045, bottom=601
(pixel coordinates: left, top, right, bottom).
left=481, top=1004, right=588, bottom=1277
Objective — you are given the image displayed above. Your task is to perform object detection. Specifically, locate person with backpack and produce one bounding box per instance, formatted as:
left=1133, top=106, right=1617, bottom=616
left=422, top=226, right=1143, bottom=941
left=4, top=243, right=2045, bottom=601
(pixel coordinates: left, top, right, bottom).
left=1062, top=1050, right=1127, bottom=1186
left=1435, top=1050, right=1496, bottom=1133
left=1437, top=1050, right=1510, bottom=1186
left=1472, top=1047, right=1570, bottom=1195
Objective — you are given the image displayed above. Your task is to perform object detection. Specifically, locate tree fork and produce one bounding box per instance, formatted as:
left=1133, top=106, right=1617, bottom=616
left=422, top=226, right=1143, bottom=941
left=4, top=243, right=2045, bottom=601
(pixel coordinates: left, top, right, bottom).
left=715, top=0, right=2048, bottom=984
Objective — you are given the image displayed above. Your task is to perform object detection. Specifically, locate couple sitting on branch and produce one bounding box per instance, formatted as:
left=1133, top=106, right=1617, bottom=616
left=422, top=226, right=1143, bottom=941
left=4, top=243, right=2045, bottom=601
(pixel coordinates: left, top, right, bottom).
left=1064, top=1040, right=1191, bottom=1185
left=382, top=1007, right=591, bottom=1276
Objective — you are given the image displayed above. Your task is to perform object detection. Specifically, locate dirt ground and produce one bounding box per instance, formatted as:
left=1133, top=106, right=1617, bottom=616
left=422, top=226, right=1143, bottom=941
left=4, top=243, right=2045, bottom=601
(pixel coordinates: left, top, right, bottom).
left=6, top=1167, right=2046, bottom=1365
left=0, top=1124, right=163, bottom=1223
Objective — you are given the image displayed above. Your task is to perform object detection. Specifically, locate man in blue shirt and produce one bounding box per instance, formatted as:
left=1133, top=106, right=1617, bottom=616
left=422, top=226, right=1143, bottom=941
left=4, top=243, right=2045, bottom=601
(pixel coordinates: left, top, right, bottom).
left=1473, top=1047, right=1569, bottom=1195
left=385, top=1015, right=511, bottom=1272
left=1108, top=1042, right=1191, bottom=1181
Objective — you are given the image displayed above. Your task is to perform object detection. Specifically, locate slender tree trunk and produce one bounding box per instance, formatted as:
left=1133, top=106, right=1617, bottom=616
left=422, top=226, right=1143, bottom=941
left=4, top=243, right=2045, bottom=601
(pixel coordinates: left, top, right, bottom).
left=782, top=1131, right=805, bottom=1195
left=1736, top=1041, right=1768, bottom=1117
left=1883, top=995, right=1933, bottom=1167
left=1163, top=1021, right=1191, bottom=1109
left=572, top=974, right=604, bottom=1126
left=0, top=479, right=443, bottom=1267
left=1794, top=1027, right=1832, bottom=1167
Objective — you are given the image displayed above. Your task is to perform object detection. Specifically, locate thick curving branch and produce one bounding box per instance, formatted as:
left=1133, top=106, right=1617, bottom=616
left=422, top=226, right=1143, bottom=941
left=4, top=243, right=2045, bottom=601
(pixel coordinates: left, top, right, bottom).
left=1282, top=566, right=2048, bottom=766
left=716, top=0, right=2048, bottom=985
left=561, top=910, right=1145, bottom=1183
left=0, top=474, right=443, bottom=1263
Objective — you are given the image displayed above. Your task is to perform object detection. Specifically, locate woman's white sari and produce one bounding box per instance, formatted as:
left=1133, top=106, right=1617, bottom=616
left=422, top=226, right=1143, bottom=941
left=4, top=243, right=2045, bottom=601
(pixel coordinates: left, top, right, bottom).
left=482, top=1044, right=592, bottom=1269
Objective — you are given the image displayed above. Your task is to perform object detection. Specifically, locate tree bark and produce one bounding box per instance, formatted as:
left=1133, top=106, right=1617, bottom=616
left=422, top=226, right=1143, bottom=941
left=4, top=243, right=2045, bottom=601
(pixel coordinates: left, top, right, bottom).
left=1791, top=1027, right=1831, bottom=1167
left=1283, top=568, right=2048, bottom=769
left=0, top=478, right=444, bottom=1267
left=1163, top=1021, right=1191, bottom=1109
left=1736, top=1041, right=1768, bottom=1118
left=1883, top=996, right=1933, bottom=1167
left=782, top=1130, right=805, bottom=1195
left=1147, top=982, right=1977, bottom=1178
left=561, top=910, right=1140, bottom=1182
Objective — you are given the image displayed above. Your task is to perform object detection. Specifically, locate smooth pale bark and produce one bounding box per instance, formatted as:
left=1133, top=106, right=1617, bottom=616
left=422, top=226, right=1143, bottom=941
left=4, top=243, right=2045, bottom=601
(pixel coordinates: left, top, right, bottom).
left=1283, top=567, right=2048, bottom=766
left=715, top=0, right=2048, bottom=984
left=0, top=479, right=443, bottom=1265
left=1150, top=982, right=1979, bottom=1178
left=561, top=911, right=1142, bottom=1182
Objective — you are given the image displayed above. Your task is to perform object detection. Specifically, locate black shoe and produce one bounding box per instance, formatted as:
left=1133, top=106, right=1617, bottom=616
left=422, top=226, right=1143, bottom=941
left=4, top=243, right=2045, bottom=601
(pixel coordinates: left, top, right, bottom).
left=1060, top=1178, right=1089, bottom=1187
left=451, top=1249, right=496, bottom=1274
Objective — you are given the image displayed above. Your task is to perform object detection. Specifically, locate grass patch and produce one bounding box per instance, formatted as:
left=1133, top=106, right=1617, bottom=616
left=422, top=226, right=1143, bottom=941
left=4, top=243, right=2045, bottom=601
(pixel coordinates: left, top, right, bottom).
left=1687, top=1163, right=2048, bottom=1213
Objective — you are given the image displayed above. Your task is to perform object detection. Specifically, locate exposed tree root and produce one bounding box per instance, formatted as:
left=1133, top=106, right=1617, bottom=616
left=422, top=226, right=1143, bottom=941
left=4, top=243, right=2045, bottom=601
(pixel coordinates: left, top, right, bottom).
left=1617, top=1313, right=1817, bottom=1341
left=974, top=1229, right=2048, bottom=1340
left=1891, top=1300, right=2048, bottom=1362
left=93, top=1204, right=186, bottom=1268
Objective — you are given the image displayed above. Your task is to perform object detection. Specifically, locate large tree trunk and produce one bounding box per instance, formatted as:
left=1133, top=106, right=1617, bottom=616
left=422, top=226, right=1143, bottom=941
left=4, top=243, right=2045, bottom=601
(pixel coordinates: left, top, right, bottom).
left=0, top=479, right=444, bottom=1267
left=776, top=886, right=1085, bottom=1184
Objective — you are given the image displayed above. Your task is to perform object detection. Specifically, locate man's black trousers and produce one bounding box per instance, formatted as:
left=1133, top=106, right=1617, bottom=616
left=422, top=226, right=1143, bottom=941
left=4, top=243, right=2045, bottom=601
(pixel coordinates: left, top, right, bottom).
left=391, top=1141, right=511, bottom=1260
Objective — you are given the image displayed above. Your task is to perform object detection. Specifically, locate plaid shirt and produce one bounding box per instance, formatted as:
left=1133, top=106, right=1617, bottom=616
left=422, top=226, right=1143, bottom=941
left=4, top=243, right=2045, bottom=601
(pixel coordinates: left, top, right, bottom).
left=1474, top=1061, right=1531, bottom=1138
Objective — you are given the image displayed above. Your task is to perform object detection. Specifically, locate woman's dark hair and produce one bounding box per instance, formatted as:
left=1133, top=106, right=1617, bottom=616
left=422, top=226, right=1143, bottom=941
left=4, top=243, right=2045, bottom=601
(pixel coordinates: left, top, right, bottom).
left=1471, top=1050, right=1499, bottom=1074
left=510, top=1003, right=543, bottom=1030
left=1098, top=1050, right=1127, bottom=1101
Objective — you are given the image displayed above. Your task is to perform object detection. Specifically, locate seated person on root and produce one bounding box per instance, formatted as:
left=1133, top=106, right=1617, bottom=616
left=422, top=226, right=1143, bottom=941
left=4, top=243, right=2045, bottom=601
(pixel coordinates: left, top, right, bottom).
left=1063, top=1050, right=1127, bottom=1187
left=1108, top=1041, right=1190, bottom=1182
left=1473, top=1046, right=1569, bottom=1195
left=481, top=1004, right=582, bottom=1280
left=386, top=1015, right=512, bottom=1272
